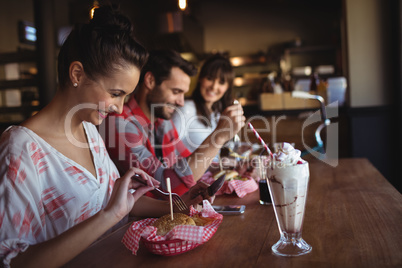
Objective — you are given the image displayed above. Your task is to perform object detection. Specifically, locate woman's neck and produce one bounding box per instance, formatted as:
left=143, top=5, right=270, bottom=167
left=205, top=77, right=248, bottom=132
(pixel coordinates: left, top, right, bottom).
left=22, top=89, right=83, bottom=137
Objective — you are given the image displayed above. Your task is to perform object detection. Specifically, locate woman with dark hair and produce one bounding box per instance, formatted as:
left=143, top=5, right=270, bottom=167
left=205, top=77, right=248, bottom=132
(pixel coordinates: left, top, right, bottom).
left=0, top=6, right=207, bottom=267
left=172, top=53, right=235, bottom=158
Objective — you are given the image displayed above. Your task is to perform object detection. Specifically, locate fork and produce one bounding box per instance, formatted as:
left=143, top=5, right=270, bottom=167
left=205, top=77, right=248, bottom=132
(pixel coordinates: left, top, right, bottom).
left=233, top=99, right=241, bottom=151
left=131, top=174, right=188, bottom=211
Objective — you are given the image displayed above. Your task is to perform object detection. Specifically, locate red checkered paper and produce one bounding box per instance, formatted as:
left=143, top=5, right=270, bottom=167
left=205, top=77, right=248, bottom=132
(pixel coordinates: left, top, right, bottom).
left=200, top=171, right=258, bottom=198
left=226, top=178, right=259, bottom=198
left=122, top=200, right=223, bottom=255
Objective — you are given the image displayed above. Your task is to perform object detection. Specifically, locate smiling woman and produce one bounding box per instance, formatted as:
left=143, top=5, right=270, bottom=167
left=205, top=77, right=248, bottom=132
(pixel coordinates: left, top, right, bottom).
left=0, top=5, right=150, bottom=267
left=172, top=53, right=235, bottom=155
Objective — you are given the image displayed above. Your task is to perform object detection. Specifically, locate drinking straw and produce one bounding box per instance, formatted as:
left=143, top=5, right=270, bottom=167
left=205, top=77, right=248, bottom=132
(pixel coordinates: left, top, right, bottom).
left=218, top=155, right=223, bottom=171
left=235, top=98, right=272, bottom=157
left=248, top=122, right=273, bottom=157
left=166, top=177, right=174, bottom=220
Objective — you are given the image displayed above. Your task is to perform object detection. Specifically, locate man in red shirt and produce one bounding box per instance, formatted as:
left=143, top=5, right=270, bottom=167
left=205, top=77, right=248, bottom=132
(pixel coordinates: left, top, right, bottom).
left=102, top=50, right=245, bottom=195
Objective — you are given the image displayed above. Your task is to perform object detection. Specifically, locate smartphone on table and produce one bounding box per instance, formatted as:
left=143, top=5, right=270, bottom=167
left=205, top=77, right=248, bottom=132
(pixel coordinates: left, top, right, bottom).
left=212, top=205, right=246, bottom=215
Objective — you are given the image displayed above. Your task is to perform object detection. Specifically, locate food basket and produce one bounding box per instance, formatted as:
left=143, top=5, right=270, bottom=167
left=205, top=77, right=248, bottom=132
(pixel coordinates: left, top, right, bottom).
left=141, top=238, right=200, bottom=256
left=122, top=200, right=223, bottom=256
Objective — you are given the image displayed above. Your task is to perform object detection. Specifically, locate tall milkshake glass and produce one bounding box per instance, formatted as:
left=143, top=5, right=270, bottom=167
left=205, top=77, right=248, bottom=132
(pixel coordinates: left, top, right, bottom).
left=266, top=160, right=312, bottom=257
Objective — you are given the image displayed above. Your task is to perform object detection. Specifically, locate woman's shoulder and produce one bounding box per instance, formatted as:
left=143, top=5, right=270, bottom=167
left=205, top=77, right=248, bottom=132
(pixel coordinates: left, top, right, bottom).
left=1, top=125, right=35, bottom=143
left=0, top=126, right=38, bottom=157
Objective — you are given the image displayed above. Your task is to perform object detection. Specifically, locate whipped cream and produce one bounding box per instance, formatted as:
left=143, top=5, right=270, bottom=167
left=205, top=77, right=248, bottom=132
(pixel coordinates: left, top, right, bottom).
left=271, top=142, right=305, bottom=168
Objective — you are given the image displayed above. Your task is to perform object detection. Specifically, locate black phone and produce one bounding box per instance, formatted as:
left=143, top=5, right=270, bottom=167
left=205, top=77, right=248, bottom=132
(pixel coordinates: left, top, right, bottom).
left=212, top=205, right=246, bottom=215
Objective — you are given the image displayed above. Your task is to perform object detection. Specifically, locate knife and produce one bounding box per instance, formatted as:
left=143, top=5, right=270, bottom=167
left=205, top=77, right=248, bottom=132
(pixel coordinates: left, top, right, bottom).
left=207, top=173, right=226, bottom=196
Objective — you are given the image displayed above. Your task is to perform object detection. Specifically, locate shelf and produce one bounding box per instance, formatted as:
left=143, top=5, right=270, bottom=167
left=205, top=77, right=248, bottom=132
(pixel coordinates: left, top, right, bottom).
left=284, top=45, right=337, bottom=54
left=0, top=78, right=37, bottom=90
left=0, top=49, right=39, bottom=125
left=233, top=77, right=265, bottom=87
left=0, top=49, right=36, bottom=64
left=230, top=54, right=267, bottom=67
left=0, top=105, right=39, bottom=114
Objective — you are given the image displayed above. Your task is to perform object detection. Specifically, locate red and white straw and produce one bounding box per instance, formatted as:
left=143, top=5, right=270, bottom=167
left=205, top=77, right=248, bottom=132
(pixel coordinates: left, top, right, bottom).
left=248, top=122, right=273, bottom=157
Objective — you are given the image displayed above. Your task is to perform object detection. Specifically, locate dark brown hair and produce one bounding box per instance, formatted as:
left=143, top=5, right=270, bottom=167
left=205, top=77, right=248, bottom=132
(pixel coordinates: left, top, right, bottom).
left=57, top=5, right=148, bottom=88
left=138, top=49, right=197, bottom=86
left=191, top=53, right=234, bottom=127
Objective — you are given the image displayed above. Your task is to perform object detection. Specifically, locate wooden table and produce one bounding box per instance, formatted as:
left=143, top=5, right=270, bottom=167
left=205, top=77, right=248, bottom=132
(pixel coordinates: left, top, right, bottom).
left=63, top=158, right=402, bottom=268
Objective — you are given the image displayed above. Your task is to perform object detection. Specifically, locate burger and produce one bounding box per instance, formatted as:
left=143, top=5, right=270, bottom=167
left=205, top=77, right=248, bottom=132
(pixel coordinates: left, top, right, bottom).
left=152, top=213, right=196, bottom=236
left=152, top=213, right=216, bottom=236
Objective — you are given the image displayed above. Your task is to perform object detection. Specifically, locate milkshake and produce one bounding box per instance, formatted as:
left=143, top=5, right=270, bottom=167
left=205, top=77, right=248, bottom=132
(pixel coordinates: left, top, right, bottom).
left=266, top=142, right=312, bottom=256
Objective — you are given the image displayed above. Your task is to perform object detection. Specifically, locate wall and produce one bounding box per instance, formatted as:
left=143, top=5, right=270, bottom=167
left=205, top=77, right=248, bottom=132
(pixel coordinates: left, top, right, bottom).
left=0, top=0, right=34, bottom=53
left=192, top=1, right=341, bottom=57
left=345, top=0, right=400, bottom=192
left=345, top=0, right=392, bottom=107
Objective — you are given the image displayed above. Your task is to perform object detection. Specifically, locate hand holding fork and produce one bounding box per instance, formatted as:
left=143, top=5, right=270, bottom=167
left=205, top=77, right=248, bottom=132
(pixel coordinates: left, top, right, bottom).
left=131, top=174, right=188, bottom=211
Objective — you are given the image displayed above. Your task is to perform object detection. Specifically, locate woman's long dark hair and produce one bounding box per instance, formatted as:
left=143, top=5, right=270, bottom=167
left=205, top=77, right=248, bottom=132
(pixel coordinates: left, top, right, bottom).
left=191, top=53, right=234, bottom=127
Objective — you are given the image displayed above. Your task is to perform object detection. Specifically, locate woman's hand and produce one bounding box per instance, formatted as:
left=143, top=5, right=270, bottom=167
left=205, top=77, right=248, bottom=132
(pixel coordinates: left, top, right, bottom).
left=214, top=103, right=246, bottom=146
left=103, top=168, right=158, bottom=221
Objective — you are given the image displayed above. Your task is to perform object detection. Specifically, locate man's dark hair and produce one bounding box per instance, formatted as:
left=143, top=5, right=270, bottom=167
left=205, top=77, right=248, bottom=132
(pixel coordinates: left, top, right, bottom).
left=139, top=49, right=197, bottom=85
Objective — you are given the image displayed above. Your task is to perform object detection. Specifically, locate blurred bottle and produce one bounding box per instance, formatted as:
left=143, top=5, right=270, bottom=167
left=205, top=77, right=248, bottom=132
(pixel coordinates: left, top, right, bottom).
left=282, top=74, right=294, bottom=92
left=261, top=75, right=274, bottom=93
left=309, top=73, right=317, bottom=92
left=317, top=78, right=329, bottom=104
left=273, top=76, right=283, bottom=94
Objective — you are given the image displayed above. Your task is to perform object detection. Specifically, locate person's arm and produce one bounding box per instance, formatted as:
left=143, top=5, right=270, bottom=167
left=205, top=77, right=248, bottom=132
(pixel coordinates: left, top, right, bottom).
left=11, top=209, right=119, bottom=268
left=111, top=115, right=193, bottom=193
left=11, top=168, right=155, bottom=268
left=187, top=103, right=246, bottom=180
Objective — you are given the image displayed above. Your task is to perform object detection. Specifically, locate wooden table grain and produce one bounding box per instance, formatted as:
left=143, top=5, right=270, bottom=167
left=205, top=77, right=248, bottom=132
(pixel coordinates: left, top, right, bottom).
left=63, top=158, right=402, bottom=268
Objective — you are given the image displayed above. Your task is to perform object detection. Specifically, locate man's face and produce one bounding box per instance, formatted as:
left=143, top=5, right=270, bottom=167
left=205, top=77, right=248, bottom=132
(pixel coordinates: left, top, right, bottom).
left=147, top=67, right=191, bottom=120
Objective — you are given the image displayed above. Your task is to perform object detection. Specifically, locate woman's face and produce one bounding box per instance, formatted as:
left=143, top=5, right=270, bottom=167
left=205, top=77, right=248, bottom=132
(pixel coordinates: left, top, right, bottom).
left=199, top=75, right=229, bottom=107
left=78, top=65, right=140, bottom=125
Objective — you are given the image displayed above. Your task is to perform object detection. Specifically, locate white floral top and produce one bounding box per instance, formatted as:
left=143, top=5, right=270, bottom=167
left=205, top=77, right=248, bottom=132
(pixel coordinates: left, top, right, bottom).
left=0, top=122, right=120, bottom=267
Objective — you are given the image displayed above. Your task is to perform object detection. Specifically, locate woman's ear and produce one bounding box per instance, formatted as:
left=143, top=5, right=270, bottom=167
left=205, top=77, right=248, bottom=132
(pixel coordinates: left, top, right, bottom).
left=143, top=72, right=155, bottom=90
left=69, top=61, right=84, bottom=87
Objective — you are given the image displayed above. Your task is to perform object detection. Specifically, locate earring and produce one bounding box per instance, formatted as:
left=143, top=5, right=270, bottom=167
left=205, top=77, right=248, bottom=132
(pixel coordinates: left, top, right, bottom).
left=73, top=82, right=78, bottom=87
